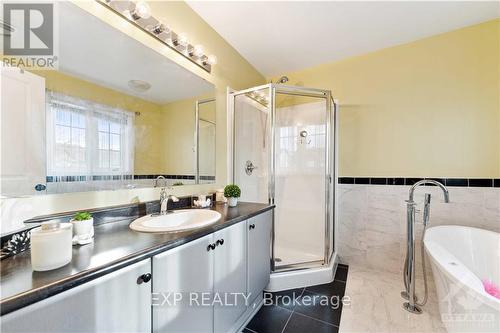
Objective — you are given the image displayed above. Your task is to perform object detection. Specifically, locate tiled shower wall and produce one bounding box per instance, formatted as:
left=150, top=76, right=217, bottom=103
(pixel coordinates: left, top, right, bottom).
left=338, top=184, right=500, bottom=275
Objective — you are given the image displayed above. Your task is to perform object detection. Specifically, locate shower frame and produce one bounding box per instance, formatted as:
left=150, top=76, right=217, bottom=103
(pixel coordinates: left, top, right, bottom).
left=229, top=83, right=337, bottom=273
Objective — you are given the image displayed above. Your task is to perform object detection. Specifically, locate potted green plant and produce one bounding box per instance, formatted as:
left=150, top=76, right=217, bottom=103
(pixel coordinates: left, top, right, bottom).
left=70, top=211, right=94, bottom=238
left=224, top=184, right=241, bottom=207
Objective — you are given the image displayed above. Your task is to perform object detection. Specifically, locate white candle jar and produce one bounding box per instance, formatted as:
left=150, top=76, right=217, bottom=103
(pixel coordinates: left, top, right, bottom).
left=30, top=222, right=73, bottom=271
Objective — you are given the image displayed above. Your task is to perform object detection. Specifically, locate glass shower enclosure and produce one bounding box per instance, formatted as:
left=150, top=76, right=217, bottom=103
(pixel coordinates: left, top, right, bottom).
left=230, top=84, right=336, bottom=272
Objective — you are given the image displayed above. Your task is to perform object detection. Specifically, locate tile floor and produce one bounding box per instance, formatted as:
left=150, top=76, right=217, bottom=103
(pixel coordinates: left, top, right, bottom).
left=338, top=265, right=446, bottom=333
left=244, top=264, right=349, bottom=333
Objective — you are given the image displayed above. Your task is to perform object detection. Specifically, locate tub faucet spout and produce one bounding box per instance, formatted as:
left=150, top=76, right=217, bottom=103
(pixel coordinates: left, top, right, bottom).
left=408, top=179, right=449, bottom=203
left=403, top=179, right=450, bottom=314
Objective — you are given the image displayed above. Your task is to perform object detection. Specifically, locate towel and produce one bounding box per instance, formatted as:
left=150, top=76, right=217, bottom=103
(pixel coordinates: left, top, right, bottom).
left=483, top=279, right=500, bottom=299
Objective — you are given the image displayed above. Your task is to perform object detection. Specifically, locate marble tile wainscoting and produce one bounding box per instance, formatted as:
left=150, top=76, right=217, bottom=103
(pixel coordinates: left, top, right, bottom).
left=337, top=183, right=499, bottom=332
left=338, top=183, right=499, bottom=274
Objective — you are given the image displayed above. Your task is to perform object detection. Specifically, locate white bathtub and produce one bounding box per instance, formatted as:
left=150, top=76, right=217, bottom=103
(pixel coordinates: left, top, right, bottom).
left=424, top=226, right=500, bottom=332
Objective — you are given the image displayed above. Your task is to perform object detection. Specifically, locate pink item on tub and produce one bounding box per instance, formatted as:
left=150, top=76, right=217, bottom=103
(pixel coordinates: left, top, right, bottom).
left=483, top=280, right=500, bottom=299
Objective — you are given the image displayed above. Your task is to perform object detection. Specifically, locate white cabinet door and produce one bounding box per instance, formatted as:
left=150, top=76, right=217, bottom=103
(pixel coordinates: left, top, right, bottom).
left=152, top=234, right=214, bottom=333
left=247, top=210, right=272, bottom=305
left=213, top=222, right=247, bottom=333
left=1, top=259, right=152, bottom=333
left=0, top=65, right=46, bottom=196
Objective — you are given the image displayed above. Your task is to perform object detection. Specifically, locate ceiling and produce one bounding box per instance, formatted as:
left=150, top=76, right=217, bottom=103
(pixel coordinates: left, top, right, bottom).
left=59, top=3, right=213, bottom=104
left=188, top=1, right=499, bottom=77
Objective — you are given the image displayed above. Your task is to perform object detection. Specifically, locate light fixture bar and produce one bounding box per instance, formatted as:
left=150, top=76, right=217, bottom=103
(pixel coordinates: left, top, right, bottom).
left=96, top=0, right=215, bottom=73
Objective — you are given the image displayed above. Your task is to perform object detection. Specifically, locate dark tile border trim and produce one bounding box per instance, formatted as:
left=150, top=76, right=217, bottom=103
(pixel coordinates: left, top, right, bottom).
left=134, top=174, right=196, bottom=180
left=339, top=177, right=499, bottom=188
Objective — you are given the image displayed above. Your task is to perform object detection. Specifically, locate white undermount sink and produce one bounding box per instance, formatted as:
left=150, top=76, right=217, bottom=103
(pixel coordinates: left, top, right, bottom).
left=129, top=209, right=221, bottom=233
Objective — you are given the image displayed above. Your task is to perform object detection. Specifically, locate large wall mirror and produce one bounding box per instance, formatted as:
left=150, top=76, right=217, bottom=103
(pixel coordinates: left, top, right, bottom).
left=1, top=2, right=216, bottom=197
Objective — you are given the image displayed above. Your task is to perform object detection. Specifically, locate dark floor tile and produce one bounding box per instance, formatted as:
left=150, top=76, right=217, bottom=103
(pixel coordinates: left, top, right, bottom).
left=264, top=288, right=304, bottom=310
left=495, top=179, right=500, bottom=187
left=283, top=312, right=338, bottom=333
left=334, top=265, right=348, bottom=282
left=246, top=305, right=292, bottom=333
left=293, top=291, right=343, bottom=326
left=305, top=280, right=346, bottom=298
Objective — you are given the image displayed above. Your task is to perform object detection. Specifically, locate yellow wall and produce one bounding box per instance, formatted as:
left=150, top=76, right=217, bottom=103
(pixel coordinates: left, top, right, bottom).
left=160, top=98, right=196, bottom=175
left=159, top=95, right=217, bottom=176
left=271, top=19, right=500, bottom=178
left=134, top=104, right=164, bottom=175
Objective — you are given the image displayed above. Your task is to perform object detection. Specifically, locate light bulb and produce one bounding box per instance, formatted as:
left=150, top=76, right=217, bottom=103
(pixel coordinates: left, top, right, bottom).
left=131, top=1, right=151, bottom=20
left=207, top=55, right=217, bottom=66
left=193, top=45, right=204, bottom=57
left=151, top=23, right=169, bottom=35
left=178, top=33, right=189, bottom=47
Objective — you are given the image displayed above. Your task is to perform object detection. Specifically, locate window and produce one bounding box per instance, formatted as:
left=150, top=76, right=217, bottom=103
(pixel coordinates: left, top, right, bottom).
left=97, top=116, right=123, bottom=171
left=46, top=91, right=134, bottom=181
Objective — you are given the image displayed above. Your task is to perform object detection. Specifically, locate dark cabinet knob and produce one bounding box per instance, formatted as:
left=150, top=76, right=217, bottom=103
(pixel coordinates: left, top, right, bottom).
left=34, top=184, right=46, bottom=191
left=137, top=273, right=152, bottom=284
left=249, top=224, right=256, bottom=230
left=216, top=239, right=224, bottom=246
left=207, top=243, right=216, bottom=251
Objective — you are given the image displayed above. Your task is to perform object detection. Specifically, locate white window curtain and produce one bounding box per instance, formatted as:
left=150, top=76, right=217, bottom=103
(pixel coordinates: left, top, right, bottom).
left=46, top=91, right=134, bottom=181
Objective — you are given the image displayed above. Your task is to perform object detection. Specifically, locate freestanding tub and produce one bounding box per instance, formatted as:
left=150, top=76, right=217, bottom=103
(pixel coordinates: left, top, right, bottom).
left=424, top=226, right=500, bottom=332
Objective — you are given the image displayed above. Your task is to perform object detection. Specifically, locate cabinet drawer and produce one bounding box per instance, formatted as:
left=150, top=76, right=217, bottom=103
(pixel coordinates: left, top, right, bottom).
left=1, top=259, right=152, bottom=333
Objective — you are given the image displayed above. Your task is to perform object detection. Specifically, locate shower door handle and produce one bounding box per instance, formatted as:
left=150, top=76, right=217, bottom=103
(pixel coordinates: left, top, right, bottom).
left=245, top=160, right=258, bottom=175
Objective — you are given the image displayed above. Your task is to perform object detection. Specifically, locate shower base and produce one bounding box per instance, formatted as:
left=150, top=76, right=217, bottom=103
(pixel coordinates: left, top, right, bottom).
left=273, top=245, right=323, bottom=267
left=265, top=252, right=338, bottom=292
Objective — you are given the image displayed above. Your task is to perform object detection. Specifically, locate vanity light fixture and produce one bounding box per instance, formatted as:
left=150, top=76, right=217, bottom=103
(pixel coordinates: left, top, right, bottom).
left=191, top=45, right=204, bottom=57
left=246, top=91, right=269, bottom=107
left=177, top=32, right=189, bottom=47
left=150, top=23, right=169, bottom=35
left=97, top=0, right=216, bottom=73
left=130, top=1, right=151, bottom=20
left=204, top=55, right=217, bottom=66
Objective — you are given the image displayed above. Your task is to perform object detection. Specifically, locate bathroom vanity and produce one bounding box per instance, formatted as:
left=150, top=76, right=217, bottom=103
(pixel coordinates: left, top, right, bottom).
left=0, top=203, right=274, bottom=333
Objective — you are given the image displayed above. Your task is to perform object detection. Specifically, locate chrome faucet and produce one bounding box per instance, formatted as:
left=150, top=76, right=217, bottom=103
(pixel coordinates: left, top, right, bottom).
left=154, top=176, right=179, bottom=215
left=408, top=179, right=449, bottom=202
left=154, top=175, right=167, bottom=188
left=403, top=179, right=449, bottom=314
left=159, top=188, right=179, bottom=215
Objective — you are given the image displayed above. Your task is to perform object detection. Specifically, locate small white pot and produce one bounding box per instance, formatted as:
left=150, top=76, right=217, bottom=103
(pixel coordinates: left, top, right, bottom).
left=227, top=197, right=238, bottom=207
left=70, top=218, right=94, bottom=237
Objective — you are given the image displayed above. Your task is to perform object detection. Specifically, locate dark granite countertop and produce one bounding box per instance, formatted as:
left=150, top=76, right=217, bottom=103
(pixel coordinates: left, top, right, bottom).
left=0, top=202, right=274, bottom=315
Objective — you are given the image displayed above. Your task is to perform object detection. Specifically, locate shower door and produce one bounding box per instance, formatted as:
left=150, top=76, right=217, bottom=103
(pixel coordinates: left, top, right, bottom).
left=232, top=85, right=272, bottom=204
left=273, top=87, right=332, bottom=270
left=231, top=84, right=334, bottom=272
